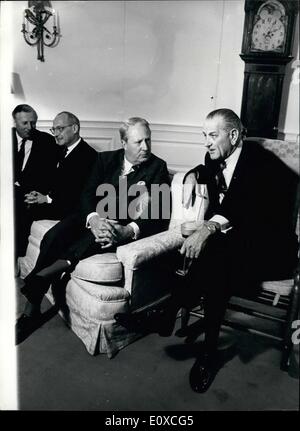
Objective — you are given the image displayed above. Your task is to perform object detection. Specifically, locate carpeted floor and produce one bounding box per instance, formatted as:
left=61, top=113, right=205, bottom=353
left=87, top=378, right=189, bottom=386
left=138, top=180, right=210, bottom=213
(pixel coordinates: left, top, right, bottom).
left=16, top=280, right=299, bottom=411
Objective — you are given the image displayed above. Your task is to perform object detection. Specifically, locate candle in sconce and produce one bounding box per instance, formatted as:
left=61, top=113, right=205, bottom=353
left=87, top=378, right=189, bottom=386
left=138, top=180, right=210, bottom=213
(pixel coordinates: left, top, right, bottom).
left=22, top=9, right=26, bottom=26
left=52, top=9, right=56, bottom=27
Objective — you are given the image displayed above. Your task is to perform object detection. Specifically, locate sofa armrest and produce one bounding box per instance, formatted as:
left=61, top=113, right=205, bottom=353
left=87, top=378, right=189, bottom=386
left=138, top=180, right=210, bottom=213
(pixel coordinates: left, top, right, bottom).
left=116, top=228, right=184, bottom=270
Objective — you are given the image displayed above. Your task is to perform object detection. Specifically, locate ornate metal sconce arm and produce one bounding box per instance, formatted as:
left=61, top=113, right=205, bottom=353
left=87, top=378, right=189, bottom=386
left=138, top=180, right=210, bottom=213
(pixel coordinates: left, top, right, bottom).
left=21, top=1, right=59, bottom=62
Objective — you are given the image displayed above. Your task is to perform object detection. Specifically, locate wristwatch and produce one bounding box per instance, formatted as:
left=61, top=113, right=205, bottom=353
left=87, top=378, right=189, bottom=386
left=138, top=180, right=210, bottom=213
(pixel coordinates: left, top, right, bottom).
left=204, top=221, right=221, bottom=234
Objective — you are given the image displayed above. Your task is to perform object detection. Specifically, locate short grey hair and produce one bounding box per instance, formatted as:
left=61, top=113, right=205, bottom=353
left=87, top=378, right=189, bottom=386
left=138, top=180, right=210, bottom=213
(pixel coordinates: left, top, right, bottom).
left=119, top=117, right=151, bottom=142
left=56, top=111, right=80, bottom=132
left=206, top=108, right=246, bottom=137
left=12, top=104, right=38, bottom=120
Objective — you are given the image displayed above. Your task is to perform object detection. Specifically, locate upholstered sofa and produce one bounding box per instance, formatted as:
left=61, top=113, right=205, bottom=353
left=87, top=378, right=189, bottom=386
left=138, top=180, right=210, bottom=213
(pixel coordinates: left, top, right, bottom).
left=19, top=137, right=299, bottom=363
left=18, top=173, right=188, bottom=358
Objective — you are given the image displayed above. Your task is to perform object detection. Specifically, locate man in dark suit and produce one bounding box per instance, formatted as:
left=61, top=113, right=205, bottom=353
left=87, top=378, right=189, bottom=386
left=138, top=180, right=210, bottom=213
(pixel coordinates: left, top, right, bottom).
left=24, top=111, right=97, bottom=220
left=115, top=109, right=298, bottom=393
left=12, top=104, right=59, bottom=257
left=16, top=117, right=170, bottom=343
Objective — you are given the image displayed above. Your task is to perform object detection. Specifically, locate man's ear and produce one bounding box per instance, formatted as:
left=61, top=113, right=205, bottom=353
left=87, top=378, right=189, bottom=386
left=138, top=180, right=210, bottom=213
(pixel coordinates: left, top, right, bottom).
left=230, top=128, right=239, bottom=146
left=121, top=139, right=127, bottom=149
left=73, top=124, right=79, bottom=134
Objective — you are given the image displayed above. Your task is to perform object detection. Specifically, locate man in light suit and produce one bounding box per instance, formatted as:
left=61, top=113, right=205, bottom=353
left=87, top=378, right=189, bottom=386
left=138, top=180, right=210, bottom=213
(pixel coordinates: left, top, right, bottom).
left=12, top=104, right=59, bottom=257
left=16, top=117, right=170, bottom=344
left=115, top=109, right=298, bottom=393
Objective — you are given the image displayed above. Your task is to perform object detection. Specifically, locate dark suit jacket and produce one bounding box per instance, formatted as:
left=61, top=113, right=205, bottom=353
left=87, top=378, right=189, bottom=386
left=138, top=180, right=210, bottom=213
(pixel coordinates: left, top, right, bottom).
left=189, top=140, right=299, bottom=282
left=33, top=139, right=97, bottom=220
left=80, top=149, right=171, bottom=238
left=13, top=128, right=59, bottom=194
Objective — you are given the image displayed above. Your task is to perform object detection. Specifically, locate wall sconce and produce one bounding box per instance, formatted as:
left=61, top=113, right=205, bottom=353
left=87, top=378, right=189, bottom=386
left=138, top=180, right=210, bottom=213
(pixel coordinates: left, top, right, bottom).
left=22, top=1, right=60, bottom=62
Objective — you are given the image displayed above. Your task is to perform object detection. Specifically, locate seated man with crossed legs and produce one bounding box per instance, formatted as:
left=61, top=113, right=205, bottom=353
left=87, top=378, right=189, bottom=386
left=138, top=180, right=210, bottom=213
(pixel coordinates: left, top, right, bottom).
left=16, top=117, right=170, bottom=344
left=115, top=109, right=298, bottom=393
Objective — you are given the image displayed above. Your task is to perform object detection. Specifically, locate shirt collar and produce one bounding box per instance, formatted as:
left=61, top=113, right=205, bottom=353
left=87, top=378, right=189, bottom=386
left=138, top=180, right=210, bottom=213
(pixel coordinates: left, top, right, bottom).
left=224, top=140, right=243, bottom=170
left=65, top=138, right=81, bottom=155
left=123, top=157, right=134, bottom=175
left=16, top=131, right=32, bottom=145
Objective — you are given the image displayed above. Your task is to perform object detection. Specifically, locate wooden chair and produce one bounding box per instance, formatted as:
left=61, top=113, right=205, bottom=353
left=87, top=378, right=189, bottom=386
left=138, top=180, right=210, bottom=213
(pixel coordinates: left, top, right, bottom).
left=180, top=137, right=300, bottom=371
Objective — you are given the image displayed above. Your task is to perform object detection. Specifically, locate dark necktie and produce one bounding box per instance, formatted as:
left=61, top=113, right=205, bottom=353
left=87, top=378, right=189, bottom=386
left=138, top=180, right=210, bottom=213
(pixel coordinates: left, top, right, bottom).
left=215, top=161, right=227, bottom=196
left=58, top=146, right=68, bottom=167
left=16, top=138, right=26, bottom=178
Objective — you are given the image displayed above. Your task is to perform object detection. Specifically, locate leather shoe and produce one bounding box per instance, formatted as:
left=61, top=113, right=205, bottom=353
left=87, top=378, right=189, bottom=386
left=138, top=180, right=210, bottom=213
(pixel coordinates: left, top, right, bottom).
left=15, top=312, right=42, bottom=345
left=189, top=353, right=219, bottom=393
left=115, top=309, right=176, bottom=336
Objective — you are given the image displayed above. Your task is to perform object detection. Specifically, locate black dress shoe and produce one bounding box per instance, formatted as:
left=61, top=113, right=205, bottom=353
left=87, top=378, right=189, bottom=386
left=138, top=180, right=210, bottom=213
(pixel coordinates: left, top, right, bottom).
left=15, top=312, right=42, bottom=345
left=115, top=309, right=175, bottom=336
left=189, top=353, right=219, bottom=393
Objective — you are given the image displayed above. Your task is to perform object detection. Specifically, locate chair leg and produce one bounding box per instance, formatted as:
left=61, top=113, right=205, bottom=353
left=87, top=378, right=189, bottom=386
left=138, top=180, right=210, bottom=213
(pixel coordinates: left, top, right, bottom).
left=180, top=307, right=190, bottom=330
left=280, top=278, right=300, bottom=371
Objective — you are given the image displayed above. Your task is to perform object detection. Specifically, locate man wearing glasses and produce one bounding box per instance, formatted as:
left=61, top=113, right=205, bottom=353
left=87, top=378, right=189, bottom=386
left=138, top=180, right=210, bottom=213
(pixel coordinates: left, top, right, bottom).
left=24, top=111, right=96, bottom=221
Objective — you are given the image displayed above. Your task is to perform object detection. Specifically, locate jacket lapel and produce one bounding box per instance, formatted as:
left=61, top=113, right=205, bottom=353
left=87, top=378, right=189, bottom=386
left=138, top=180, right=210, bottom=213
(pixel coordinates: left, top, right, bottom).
left=219, top=141, right=250, bottom=208
left=126, top=154, right=154, bottom=188
left=107, top=149, right=125, bottom=187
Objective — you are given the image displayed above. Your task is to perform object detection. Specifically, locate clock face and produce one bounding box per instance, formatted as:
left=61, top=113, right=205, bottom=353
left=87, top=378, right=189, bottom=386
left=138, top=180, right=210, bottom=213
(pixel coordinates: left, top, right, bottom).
left=251, top=1, right=286, bottom=53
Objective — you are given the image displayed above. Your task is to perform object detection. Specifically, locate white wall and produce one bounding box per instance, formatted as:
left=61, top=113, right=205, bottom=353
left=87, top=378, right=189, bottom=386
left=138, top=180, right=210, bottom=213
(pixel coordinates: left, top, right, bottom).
left=9, top=0, right=300, bottom=171
left=11, top=0, right=245, bottom=124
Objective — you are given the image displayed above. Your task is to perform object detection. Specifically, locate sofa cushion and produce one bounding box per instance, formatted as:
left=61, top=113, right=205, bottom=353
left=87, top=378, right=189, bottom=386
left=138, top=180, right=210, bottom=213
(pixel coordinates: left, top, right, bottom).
left=261, top=279, right=293, bottom=296
left=65, top=278, right=130, bottom=321
left=72, top=253, right=123, bottom=284
left=30, top=219, right=59, bottom=239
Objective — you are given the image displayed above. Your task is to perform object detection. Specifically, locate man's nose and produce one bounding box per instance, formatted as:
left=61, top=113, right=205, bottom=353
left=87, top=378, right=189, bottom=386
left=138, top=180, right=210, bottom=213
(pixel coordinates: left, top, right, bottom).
left=141, top=140, right=148, bottom=150
left=53, top=128, right=60, bottom=136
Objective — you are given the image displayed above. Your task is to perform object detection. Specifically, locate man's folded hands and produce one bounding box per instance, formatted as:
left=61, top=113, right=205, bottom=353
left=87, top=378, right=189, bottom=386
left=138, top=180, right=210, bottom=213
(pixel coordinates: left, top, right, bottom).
left=88, top=214, right=133, bottom=248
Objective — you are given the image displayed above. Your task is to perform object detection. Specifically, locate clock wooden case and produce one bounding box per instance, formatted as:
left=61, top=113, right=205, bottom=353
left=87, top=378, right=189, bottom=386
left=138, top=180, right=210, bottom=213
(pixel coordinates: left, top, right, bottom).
left=240, top=0, right=298, bottom=138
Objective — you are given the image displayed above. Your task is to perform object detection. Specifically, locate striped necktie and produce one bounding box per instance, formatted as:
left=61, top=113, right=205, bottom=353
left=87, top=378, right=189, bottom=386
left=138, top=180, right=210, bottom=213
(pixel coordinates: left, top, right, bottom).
left=215, top=161, right=227, bottom=196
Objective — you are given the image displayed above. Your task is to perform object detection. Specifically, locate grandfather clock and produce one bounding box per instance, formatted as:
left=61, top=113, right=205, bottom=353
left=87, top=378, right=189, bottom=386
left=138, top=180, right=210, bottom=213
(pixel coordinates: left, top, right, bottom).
left=240, top=0, right=299, bottom=138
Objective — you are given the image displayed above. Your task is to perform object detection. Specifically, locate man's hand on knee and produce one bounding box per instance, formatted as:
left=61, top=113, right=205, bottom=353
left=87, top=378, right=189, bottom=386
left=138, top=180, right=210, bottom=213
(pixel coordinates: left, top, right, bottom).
left=180, top=225, right=211, bottom=259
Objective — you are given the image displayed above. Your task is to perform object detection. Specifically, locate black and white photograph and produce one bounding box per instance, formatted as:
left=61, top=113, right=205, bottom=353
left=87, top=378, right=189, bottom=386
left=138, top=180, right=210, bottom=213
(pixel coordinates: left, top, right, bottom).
left=0, top=0, right=299, bottom=416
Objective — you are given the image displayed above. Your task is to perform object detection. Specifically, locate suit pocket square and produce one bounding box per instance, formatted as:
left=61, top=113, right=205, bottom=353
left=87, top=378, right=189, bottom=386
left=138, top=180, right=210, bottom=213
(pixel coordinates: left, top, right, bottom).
left=137, top=181, right=146, bottom=186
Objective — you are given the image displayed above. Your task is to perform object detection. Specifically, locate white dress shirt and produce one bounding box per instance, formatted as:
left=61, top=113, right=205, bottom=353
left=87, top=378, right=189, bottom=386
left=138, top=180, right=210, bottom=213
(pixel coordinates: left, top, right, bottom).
left=63, top=138, right=81, bottom=158
left=16, top=132, right=32, bottom=171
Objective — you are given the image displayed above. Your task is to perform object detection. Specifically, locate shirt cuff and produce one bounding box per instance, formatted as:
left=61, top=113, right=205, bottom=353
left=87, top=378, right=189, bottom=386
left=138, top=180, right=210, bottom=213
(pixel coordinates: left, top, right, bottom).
left=86, top=212, right=99, bottom=228
left=128, top=222, right=140, bottom=240
left=46, top=195, right=52, bottom=204
left=209, top=215, right=232, bottom=232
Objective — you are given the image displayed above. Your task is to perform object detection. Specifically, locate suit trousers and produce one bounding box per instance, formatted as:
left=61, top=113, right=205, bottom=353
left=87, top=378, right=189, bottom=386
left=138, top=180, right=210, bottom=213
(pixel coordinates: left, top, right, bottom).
left=14, top=187, right=34, bottom=258
left=24, top=213, right=115, bottom=301
left=167, top=232, right=239, bottom=354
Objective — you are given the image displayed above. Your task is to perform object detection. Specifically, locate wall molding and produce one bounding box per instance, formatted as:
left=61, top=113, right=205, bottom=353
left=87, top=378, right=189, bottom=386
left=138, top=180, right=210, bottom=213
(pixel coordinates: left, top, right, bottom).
left=37, top=120, right=299, bottom=173
left=38, top=120, right=207, bottom=172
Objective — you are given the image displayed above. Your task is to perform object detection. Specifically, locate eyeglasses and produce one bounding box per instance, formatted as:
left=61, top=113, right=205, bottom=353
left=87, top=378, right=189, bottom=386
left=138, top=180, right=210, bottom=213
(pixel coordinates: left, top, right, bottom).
left=49, top=124, right=74, bottom=135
